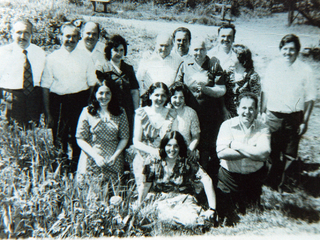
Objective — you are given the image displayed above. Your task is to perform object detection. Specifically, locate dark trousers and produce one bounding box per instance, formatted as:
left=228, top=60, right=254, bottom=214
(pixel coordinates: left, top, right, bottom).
left=3, top=87, right=42, bottom=128
left=217, top=166, right=267, bottom=225
left=50, top=90, right=90, bottom=173
left=265, top=110, right=303, bottom=190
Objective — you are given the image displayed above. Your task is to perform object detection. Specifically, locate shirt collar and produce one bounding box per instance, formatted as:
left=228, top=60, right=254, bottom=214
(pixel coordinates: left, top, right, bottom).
left=230, top=116, right=257, bottom=130
left=12, top=42, right=31, bottom=53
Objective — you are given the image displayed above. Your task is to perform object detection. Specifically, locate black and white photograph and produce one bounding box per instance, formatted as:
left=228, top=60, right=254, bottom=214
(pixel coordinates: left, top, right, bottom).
left=0, top=0, right=320, bottom=238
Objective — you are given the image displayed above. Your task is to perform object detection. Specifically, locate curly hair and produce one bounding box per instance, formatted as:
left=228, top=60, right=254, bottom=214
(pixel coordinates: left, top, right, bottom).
left=159, top=131, right=188, bottom=159
left=104, top=34, right=128, bottom=61
left=88, top=71, right=122, bottom=116
left=232, top=44, right=254, bottom=71
left=169, top=81, right=193, bottom=107
left=141, top=82, right=170, bottom=107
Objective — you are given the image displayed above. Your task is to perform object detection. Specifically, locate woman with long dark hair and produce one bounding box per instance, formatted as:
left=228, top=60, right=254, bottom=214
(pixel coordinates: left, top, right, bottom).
left=138, top=131, right=217, bottom=226
left=76, top=79, right=129, bottom=182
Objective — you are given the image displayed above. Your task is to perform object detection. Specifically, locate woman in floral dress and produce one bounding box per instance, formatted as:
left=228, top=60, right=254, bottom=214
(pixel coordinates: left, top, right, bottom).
left=76, top=79, right=129, bottom=182
left=132, top=82, right=176, bottom=188
left=223, top=44, right=261, bottom=118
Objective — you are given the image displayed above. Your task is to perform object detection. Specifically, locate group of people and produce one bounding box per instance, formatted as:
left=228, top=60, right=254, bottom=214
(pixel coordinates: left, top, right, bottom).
left=0, top=18, right=316, bottom=226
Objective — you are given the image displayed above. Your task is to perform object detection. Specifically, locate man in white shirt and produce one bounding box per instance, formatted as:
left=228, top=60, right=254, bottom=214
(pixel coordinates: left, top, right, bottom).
left=262, top=34, right=316, bottom=191
left=0, top=19, right=45, bottom=127
left=136, top=32, right=182, bottom=95
left=77, top=21, right=108, bottom=70
left=171, top=27, right=193, bottom=61
left=207, top=23, right=237, bottom=71
left=41, top=23, right=98, bottom=173
left=216, top=92, right=271, bottom=226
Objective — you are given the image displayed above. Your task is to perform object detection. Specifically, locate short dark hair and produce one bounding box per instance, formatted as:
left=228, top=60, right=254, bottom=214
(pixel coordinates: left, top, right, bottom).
left=60, top=22, right=80, bottom=37
left=82, top=21, right=100, bottom=36
left=218, top=23, right=236, bottom=40
left=237, top=92, right=258, bottom=109
left=104, top=34, right=128, bottom=61
left=173, top=27, right=191, bottom=42
left=141, top=82, right=170, bottom=107
left=279, top=34, right=301, bottom=52
left=88, top=71, right=122, bottom=116
left=169, top=82, right=192, bottom=107
left=232, top=44, right=254, bottom=71
left=159, top=131, right=188, bottom=159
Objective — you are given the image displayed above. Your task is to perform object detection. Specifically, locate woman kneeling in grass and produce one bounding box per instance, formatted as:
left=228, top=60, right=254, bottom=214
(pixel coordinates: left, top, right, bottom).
left=138, top=131, right=216, bottom=226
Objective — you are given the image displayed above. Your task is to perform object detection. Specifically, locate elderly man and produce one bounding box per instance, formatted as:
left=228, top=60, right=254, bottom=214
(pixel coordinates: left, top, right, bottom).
left=41, top=23, right=98, bottom=173
left=216, top=92, right=271, bottom=226
left=77, top=21, right=107, bottom=70
left=207, top=23, right=237, bottom=71
left=175, top=37, right=226, bottom=181
left=0, top=19, right=45, bottom=127
left=136, top=32, right=182, bottom=95
left=171, top=27, right=193, bottom=61
left=262, top=34, right=316, bottom=191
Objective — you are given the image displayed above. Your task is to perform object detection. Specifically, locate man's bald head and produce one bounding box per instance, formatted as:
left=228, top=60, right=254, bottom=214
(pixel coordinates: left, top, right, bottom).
left=81, top=21, right=100, bottom=52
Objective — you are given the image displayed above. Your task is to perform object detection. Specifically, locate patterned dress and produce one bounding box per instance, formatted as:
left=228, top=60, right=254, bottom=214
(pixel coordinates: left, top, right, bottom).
left=76, top=106, right=129, bottom=182
left=101, top=60, right=139, bottom=145
left=142, top=157, right=212, bottom=226
left=224, top=69, right=261, bottom=117
left=132, top=107, right=176, bottom=186
left=172, top=106, right=200, bottom=146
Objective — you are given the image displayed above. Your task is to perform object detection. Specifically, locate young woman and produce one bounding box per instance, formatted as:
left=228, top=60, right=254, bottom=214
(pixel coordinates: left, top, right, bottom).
left=223, top=44, right=261, bottom=118
left=138, top=131, right=216, bottom=226
left=170, top=82, right=200, bottom=158
left=100, top=34, right=140, bottom=145
left=132, top=82, right=176, bottom=188
left=76, top=79, right=129, bottom=182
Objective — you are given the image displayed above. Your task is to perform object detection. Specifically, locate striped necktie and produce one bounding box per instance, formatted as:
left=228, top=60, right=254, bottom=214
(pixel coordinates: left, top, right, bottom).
left=23, top=50, right=34, bottom=95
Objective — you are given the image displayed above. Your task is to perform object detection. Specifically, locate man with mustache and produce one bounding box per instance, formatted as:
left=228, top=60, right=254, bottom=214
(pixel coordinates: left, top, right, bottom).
left=41, top=23, right=98, bottom=173
left=216, top=92, right=271, bottom=226
left=77, top=21, right=107, bottom=70
left=207, top=23, right=237, bottom=71
left=0, top=19, right=46, bottom=127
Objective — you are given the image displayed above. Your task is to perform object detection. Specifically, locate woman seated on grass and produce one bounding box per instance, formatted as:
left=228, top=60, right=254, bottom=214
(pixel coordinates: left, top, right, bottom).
left=76, top=79, right=129, bottom=183
left=137, top=131, right=216, bottom=226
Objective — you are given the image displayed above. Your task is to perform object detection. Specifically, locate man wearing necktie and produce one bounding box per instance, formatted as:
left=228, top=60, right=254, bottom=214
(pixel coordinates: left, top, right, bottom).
left=0, top=19, right=46, bottom=127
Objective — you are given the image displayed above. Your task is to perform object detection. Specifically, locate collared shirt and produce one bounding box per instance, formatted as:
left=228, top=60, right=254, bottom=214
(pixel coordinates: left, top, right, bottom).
left=41, top=47, right=98, bottom=95
left=217, top=117, right=271, bottom=174
left=175, top=55, right=224, bottom=89
left=171, top=50, right=193, bottom=62
left=263, top=58, right=317, bottom=113
left=136, top=52, right=182, bottom=95
left=207, top=46, right=237, bottom=71
left=0, top=43, right=46, bottom=89
left=77, top=40, right=108, bottom=71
